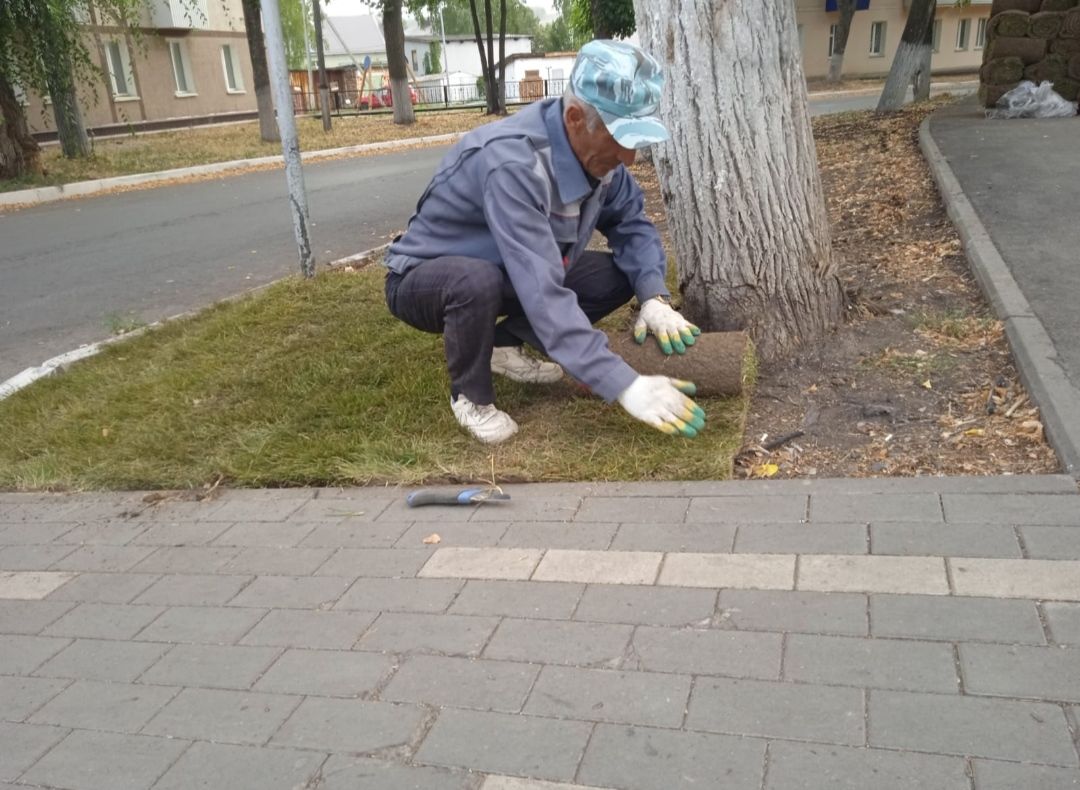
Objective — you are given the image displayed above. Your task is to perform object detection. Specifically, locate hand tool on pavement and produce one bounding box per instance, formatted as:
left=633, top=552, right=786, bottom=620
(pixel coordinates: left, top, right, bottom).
left=406, top=487, right=511, bottom=507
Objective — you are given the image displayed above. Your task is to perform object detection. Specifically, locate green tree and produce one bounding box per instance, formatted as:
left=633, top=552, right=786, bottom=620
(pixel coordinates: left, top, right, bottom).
left=0, top=0, right=150, bottom=170
left=565, top=0, right=633, bottom=41
left=425, top=40, right=441, bottom=73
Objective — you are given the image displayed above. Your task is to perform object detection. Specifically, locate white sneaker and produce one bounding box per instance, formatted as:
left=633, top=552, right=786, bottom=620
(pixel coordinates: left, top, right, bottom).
left=451, top=394, right=519, bottom=444
left=491, top=346, right=563, bottom=384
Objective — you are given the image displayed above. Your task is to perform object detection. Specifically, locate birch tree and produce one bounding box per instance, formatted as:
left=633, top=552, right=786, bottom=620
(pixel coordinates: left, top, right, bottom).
left=632, top=0, right=844, bottom=361
left=877, top=0, right=936, bottom=111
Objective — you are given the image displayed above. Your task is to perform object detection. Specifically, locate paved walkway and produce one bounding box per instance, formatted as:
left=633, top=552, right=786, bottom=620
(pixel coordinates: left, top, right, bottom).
left=2, top=476, right=1079, bottom=790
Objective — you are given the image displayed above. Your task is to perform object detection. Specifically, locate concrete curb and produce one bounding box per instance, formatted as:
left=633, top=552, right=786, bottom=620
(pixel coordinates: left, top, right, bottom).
left=0, top=243, right=390, bottom=402
left=0, top=133, right=465, bottom=210
left=919, top=117, right=1080, bottom=478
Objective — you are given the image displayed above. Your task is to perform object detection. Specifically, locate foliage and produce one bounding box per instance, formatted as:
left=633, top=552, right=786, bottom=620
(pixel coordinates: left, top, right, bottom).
left=535, top=7, right=582, bottom=52
left=562, top=0, right=634, bottom=41
left=280, top=0, right=315, bottom=71
left=409, top=0, right=541, bottom=36
left=425, top=40, right=441, bottom=73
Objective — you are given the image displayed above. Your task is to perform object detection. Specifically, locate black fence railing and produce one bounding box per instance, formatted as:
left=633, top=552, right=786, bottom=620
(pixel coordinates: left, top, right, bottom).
left=291, top=78, right=570, bottom=116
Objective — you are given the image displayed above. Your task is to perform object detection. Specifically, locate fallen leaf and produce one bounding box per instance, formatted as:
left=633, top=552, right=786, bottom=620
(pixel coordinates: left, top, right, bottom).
left=752, top=463, right=780, bottom=478
left=101, top=428, right=110, bottom=438
left=422, top=533, right=442, bottom=545
left=963, top=428, right=985, bottom=437
left=921, top=380, right=933, bottom=389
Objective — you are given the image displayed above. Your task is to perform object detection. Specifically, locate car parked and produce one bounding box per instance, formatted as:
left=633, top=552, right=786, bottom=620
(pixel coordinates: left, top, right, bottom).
left=359, top=86, right=419, bottom=110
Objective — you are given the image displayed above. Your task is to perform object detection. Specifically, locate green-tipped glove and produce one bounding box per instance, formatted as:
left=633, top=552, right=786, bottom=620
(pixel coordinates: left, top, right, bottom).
left=617, top=375, right=706, bottom=438
left=633, top=296, right=701, bottom=355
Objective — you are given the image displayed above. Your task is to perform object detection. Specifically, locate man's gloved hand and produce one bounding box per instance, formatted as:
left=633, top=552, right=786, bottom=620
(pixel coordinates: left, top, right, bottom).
left=633, top=297, right=701, bottom=355
left=617, top=375, right=706, bottom=438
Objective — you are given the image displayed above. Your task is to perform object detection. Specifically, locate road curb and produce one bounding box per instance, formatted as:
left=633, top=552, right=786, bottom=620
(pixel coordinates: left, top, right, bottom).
left=0, top=133, right=465, bottom=210
left=919, top=116, right=1080, bottom=478
left=0, top=243, right=390, bottom=402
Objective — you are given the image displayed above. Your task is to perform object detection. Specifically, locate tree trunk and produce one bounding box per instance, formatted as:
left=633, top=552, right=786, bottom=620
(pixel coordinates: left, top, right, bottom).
left=827, top=0, right=857, bottom=83
left=632, top=0, right=845, bottom=362
left=382, top=0, right=415, bottom=124
left=912, top=0, right=936, bottom=102
left=877, top=0, right=935, bottom=111
left=46, top=49, right=91, bottom=158
left=467, top=0, right=495, bottom=113
left=0, top=75, right=43, bottom=179
left=241, top=0, right=280, bottom=143
left=311, top=0, right=331, bottom=130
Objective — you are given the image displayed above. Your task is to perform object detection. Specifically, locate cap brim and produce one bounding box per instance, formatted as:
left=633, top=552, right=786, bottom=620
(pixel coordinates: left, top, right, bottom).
left=598, top=110, right=670, bottom=150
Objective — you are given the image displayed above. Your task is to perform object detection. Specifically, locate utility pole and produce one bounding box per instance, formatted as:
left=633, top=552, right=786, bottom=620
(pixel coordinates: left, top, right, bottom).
left=261, top=0, right=316, bottom=277
left=439, top=2, right=449, bottom=89
left=311, top=0, right=332, bottom=131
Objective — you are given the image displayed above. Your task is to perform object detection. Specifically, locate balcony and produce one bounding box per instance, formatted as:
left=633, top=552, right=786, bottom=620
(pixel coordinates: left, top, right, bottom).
left=147, top=0, right=210, bottom=31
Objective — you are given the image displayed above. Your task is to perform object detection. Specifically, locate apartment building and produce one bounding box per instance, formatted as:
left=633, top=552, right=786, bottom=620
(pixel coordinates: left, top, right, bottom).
left=25, top=0, right=256, bottom=136
left=796, top=0, right=993, bottom=79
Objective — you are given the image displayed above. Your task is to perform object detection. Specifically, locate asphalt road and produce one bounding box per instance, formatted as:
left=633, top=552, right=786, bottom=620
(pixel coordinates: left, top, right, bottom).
left=0, top=83, right=977, bottom=384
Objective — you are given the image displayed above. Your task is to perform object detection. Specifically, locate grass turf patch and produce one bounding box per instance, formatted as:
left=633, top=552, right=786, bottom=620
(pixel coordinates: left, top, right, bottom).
left=0, top=266, right=747, bottom=490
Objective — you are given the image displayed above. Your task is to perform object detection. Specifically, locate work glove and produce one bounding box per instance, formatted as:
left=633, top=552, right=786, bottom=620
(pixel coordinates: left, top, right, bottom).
left=617, top=375, right=706, bottom=438
left=633, top=297, right=701, bottom=355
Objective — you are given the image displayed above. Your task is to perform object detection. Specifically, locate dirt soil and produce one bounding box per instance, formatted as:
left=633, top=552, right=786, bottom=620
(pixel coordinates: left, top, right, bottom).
left=631, top=97, right=1060, bottom=479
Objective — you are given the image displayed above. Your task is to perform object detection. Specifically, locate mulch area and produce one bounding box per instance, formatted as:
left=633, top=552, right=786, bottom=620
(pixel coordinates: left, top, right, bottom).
left=631, top=97, right=1059, bottom=479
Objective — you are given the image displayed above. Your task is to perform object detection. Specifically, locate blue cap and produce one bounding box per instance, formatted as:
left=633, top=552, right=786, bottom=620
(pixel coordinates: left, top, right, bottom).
left=569, top=39, right=669, bottom=150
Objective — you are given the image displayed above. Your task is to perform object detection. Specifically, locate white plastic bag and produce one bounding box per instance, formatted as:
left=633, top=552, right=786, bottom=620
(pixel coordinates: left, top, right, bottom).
left=987, top=80, right=1078, bottom=119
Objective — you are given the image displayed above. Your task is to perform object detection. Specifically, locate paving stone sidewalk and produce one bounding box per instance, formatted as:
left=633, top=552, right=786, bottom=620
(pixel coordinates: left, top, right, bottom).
left=2, top=475, right=1080, bottom=790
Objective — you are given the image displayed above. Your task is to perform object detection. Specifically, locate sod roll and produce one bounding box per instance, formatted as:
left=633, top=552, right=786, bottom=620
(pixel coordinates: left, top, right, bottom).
left=1024, top=53, right=1070, bottom=81
left=1030, top=10, right=1064, bottom=36
left=1052, top=37, right=1080, bottom=54
left=1064, top=7, right=1080, bottom=36
left=607, top=331, right=750, bottom=397
left=979, top=82, right=1020, bottom=107
left=1054, top=76, right=1080, bottom=99
left=981, top=56, right=1027, bottom=83
left=987, top=35, right=1050, bottom=62
left=1042, top=0, right=1079, bottom=10
left=992, top=0, right=1041, bottom=12
left=990, top=9, right=1034, bottom=37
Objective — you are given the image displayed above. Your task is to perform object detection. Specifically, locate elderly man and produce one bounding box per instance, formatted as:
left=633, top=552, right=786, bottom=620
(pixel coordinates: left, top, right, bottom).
left=383, top=39, right=705, bottom=444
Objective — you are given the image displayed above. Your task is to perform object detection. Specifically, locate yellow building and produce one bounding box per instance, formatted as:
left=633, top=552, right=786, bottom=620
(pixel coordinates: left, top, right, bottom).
left=795, top=0, right=992, bottom=79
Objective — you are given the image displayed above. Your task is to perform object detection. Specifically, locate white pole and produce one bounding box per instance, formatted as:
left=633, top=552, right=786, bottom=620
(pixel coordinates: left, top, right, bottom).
left=439, top=4, right=449, bottom=89
left=261, top=0, right=316, bottom=278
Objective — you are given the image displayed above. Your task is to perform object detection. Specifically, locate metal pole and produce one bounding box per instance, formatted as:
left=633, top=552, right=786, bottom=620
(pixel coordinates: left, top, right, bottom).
left=439, top=3, right=449, bottom=91
left=261, top=0, right=316, bottom=278
left=300, top=0, right=314, bottom=112
left=311, top=0, right=331, bottom=130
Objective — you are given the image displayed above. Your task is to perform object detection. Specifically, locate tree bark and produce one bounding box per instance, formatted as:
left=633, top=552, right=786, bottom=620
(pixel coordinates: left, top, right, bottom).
left=382, top=0, right=415, bottom=124
left=912, top=0, right=936, bottom=102
left=877, top=0, right=935, bottom=111
left=311, top=0, right=331, bottom=130
left=241, top=0, right=280, bottom=143
left=632, top=0, right=845, bottom=362
left=484, top=0, right=498, bottom=113
left=827, top=0, right=857, bottom=83
left=0, top=75, right=43, bottom=180
left=467, top=0, right=494, bottom=112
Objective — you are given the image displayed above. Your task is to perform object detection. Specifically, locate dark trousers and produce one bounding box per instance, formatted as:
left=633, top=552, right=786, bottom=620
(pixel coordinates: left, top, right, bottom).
left=385, top=251, right=634, bottom=405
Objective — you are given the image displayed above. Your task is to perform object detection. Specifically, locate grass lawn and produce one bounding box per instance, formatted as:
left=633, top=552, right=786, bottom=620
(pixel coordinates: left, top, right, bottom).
left=0, top=265, right=749, bottom=491
left=1, top=110, right=496, bottom=193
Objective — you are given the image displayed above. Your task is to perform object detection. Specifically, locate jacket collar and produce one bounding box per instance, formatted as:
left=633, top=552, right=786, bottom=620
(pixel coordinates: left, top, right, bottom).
left=543, top=98, right=594, bottom=205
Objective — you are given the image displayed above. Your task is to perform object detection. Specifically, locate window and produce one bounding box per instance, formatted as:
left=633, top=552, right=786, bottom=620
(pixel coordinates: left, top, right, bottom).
left=932, top=19, right=942, bottom=53
left=869, top=21, right=886, bottom=56
left=975, top=18, right=988, bottom=49
left=828, top=24, right=838, bottom=58
left=956, top=18, right=970, bottom=50
left=104, top=38, right=137, bottom=98
left=168, top=39, right=196, bottom=95
left=411, top=49, right=419, bottom=72
left=221, top=44, right=244, bottom=92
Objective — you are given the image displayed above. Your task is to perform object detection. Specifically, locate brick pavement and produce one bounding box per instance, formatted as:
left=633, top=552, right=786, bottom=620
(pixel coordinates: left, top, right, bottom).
left=1, top=475, right=1079, bottom=789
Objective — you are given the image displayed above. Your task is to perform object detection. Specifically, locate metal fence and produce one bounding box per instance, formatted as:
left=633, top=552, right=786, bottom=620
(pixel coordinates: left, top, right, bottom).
left=291, top=78, right=570, bottom=116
